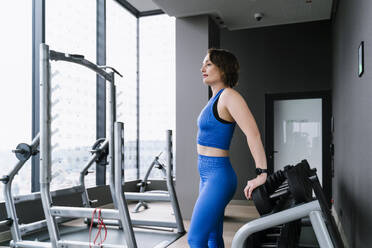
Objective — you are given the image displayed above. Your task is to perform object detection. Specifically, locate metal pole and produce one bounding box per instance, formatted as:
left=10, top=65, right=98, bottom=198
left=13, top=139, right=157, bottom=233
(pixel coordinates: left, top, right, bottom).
left=4, top=159, right=24, bottom=242
left=108, top=72, right=118, bottom=209
left=79, top=153, right=99, bottom=207
left=114, top=122, right=137, bottom=248
left=165, top=130, right=185, bottom=233
left=39, top=43, right=60, bottom=247
left=309, top=211, right=334, bottom=248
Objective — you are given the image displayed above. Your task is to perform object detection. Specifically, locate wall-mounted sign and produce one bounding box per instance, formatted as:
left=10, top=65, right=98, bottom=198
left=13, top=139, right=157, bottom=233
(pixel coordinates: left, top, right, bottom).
left=359, top=41, right=364, bottom=77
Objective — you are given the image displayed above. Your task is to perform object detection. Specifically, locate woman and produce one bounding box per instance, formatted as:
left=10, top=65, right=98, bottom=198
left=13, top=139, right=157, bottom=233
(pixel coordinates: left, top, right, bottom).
left=187, top=48, right=268, bottom=248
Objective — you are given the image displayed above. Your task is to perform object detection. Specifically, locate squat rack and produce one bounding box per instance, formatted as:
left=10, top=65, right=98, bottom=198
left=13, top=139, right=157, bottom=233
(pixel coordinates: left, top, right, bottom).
left=4, top=43, right=184, bottom=248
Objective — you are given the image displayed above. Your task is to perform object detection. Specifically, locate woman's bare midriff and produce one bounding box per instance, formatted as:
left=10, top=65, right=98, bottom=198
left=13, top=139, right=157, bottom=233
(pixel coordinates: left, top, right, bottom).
left=197, top=144, right=229, bottom=157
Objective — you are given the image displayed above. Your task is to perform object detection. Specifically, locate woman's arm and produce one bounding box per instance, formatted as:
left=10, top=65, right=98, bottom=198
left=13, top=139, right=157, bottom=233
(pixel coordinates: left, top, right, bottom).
left=222, top=88, right=267, bottom=199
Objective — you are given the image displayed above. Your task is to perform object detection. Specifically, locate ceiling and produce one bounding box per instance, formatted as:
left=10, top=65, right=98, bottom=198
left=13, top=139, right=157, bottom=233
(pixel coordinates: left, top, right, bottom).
left=125, top=0, right=160, bottom=12
left=126, top=0, right=335, bottom=30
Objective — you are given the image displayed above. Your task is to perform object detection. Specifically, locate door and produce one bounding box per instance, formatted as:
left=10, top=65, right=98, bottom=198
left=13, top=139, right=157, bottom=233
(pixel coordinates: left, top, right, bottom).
left=274, top=98, right=323, bottom=181
left=265, top=91, right=332, bottom=203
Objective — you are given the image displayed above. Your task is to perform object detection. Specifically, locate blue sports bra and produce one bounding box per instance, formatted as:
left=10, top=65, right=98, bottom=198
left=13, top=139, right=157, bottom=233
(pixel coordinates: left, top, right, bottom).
left=197, top=88, right=236, bottom=150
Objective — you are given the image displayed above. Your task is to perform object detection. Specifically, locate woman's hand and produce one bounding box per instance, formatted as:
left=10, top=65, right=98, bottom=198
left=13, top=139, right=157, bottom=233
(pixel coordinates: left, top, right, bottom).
left=244, top=173, right=267, bottom=200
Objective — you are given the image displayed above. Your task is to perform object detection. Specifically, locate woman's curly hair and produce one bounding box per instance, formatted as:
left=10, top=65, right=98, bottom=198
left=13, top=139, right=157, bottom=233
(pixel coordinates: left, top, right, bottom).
left=208, top=48, right=240, bottom=88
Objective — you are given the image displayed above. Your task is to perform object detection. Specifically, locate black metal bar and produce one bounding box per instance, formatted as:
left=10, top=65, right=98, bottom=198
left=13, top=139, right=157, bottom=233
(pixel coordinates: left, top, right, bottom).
left=114, top=0, right=164, bottom=18
left=331, top=0, right=340, bottom=21
left=136, top=17, right=140, bottom=179
left=264, top=93, right=274, bottom=174
left=264, top=91, right=331, bottom=101
left=322, top=91, right=332, bottom=206
left=309, top=175, right=344, bottom=248
left=208, top=16, right=220, bottom=49
left=31, top=0, right=45, bottom=193
left=138, top=10, right=164, bottom=17
left=96, top=0, right=107, bottom=186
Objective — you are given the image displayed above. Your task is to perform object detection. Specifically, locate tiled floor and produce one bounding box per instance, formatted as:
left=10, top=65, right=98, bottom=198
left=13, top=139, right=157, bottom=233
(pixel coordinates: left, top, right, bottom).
left=0, top=201, right=259, bottom=248
left=168, top=202, right=260, bottom=247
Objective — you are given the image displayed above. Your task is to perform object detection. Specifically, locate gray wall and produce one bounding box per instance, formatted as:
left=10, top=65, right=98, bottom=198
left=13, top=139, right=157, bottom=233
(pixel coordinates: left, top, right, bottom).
left=332, top=0, right=372, bottom=246
left=220, top=20, right=332, bottom=200
left=175, top=15, right=212, bottom=219
left=175, top=18, right=332, bottom=219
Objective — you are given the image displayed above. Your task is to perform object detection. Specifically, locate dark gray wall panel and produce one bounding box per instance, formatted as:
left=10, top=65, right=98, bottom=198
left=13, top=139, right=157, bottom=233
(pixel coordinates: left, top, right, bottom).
left=332, top=0, right=372, bottom=246
left=220, top=20, right=332, bottom=200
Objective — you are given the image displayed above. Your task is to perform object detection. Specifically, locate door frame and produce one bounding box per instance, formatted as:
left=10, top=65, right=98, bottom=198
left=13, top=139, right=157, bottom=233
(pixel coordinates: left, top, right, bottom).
left=265, top=90, right=332, bottom=204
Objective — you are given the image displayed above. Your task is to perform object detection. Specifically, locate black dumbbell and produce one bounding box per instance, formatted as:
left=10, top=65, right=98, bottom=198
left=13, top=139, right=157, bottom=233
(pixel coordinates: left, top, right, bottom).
left=252, top=166, right=296, bottom=215
left=265, top=169, right=288, bottom=194
left=252, top=185, right=273, bottom=215
left=286, top=160, right=313, bottom=203
left=252, top=183, right=290, bottom=216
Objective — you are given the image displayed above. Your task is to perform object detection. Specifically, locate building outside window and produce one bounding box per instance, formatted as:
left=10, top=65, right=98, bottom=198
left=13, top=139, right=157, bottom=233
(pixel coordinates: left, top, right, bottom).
left=46, top=0, right=97, bottom=191
left=107, top=0, right=138, bottom=181
left=0, top=1, right=33, bottom=201
left=139, top=14, right=176, bottom=179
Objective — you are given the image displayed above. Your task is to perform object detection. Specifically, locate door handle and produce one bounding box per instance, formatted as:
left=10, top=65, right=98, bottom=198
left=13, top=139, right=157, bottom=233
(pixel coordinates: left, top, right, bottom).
left=269, top=151, right=278, bottom=159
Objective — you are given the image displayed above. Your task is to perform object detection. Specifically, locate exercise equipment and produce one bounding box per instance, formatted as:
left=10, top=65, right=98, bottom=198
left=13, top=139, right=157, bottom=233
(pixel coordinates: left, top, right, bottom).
left=286, top=161, right=313, bottom=203
left=132, top=152, right=167, bottom=213
left=2, top=43, right=184, bottom=248
left=83, top=131, right=184, bottom=231
left=251, top=167, right=288, bottom=216
left=0, top=134, right=107, bottom=241
left=12, top=142, right=38, bottom=162
left=232, top=160, right=344, bottom=248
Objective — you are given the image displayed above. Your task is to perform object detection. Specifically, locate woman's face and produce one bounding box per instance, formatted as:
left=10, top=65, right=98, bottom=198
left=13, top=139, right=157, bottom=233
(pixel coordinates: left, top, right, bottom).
left=200, top=54, right=223, bottom=85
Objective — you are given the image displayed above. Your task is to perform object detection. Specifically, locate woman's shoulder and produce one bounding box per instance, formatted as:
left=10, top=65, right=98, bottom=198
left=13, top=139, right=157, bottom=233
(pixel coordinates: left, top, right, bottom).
left=220, top=88, right=247, bottom=108
left=222, top=88, right=242, bottom=99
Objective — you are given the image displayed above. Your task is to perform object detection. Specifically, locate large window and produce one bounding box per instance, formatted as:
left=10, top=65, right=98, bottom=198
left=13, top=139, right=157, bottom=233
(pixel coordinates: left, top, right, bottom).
left=0, top=2, right=176, bottom=203
left=139, top=15, right=175, bottom=179
left=46, top=0, right=97, bottom=191
left=107, top=0, right=138, bottom=181
left=0, top=1, right=32, bottom=200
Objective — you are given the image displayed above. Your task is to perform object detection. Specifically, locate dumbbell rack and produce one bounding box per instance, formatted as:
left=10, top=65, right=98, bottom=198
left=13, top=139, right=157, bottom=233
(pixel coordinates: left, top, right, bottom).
left=249, top=179, right=302, bottom=248
left=232, top=160, right=344, bottom=248
left=254, top=204, right=302, bottom=247
left=258, top=221, right=302, bottom=248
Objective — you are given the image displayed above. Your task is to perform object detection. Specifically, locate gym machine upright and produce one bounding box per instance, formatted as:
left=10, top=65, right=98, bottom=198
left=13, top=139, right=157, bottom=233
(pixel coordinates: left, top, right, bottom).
left=2, top=43, right=184, bottom=248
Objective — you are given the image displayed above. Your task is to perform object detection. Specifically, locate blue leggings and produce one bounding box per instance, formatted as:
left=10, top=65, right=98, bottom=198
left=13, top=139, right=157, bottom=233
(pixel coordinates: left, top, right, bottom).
left=188, top=155, right=237, bottom=248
